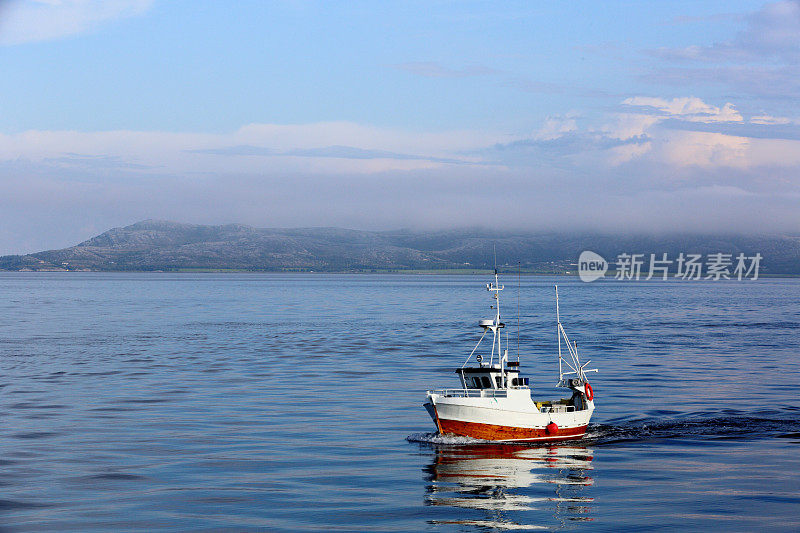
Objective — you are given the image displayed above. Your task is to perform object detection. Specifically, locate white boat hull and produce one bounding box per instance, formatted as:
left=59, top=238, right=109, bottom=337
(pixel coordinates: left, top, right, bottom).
left=426, top=391, right=594, bottom=442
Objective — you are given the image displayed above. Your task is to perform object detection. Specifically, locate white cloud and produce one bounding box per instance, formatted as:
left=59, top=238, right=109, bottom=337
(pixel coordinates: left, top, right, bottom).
left=621, top=120, right=800, bottom=170
left=603, top=113, right=660, bottom=140
left=646, top=1, right=800, bottom=98
left=653, top=1, right=800, bottom=63
left=534, top=115, right=578, bottom=141
left=622, top=96, right=743, bottom=123
left=524, top=95, right=800, bottom=172
left=607, top=140, right=653, bottom=165
left=2, top=112, right=800, bottom=255
left=233, top=122, right=496, bottom=155
left=658, top=131, right=750, bottom=168
left=750, top=114, right=794, bottom=125
left=0, top=0, right=154, bottom=45
left=746, top=137, right=800, bottom=166
left=0, top=122, right=501, bottom=177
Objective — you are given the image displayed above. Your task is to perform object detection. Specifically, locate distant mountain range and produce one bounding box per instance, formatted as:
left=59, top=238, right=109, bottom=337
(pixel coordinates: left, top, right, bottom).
left=1, top=220, right=799, bottom=274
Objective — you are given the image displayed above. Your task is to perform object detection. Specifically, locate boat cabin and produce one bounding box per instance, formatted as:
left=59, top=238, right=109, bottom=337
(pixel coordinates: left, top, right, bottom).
left=456, top=366, right=529, bottom=390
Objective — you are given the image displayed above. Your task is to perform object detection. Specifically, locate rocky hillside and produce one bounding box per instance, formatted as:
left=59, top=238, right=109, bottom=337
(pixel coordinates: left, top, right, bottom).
left=1, top=220, right=799, bottom=274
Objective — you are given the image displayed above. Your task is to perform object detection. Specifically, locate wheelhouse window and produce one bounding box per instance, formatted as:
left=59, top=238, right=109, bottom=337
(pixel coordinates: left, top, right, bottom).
left=481, top=376, right=491, bottom=388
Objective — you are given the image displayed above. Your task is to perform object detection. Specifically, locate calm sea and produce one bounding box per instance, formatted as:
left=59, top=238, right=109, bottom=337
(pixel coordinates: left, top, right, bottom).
left=1, top=273, right=798, bottom=531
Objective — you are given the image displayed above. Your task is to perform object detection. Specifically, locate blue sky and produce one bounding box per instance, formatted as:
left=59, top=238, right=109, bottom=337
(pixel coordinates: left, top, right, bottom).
left=0, top=0, right=799, bottom=253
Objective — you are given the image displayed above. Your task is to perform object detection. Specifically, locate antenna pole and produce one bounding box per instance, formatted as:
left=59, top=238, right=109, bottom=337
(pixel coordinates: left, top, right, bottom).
left=487, top=245, right=505, bottom=385
left=574, top=340, right=580, bottom=380
left=517, top=261, right=520, bottom=362
left=495, top=268, right=501, bottom=377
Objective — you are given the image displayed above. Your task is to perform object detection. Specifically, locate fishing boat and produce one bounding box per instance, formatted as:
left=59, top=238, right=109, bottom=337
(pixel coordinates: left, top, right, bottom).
left=424, top=271, right=597, bottom=442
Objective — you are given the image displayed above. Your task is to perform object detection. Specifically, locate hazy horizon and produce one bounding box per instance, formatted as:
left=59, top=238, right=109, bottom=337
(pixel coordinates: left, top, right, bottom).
left=2, top=1, right=800, bottom=254
left=4, top=217, right=800, bottom=258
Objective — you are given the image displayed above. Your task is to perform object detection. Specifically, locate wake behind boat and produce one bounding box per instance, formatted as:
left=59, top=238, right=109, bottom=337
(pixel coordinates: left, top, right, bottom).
left=424, top=272, right=597, bottom=442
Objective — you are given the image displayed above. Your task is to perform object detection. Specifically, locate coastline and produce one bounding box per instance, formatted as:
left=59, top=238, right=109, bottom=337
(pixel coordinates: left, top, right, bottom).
left=2, top=269, right=798, bottom=278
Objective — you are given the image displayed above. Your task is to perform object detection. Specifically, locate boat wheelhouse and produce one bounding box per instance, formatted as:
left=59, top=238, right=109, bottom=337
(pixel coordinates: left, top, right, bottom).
left=424, top=271, right=597, bottom=442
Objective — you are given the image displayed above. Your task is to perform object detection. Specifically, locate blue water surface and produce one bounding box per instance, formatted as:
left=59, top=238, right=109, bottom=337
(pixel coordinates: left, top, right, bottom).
left=0, top=273, right=798, bottom=531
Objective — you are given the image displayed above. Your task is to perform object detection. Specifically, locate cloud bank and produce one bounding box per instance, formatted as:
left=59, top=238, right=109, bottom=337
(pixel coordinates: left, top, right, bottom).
left=2, top=94, right=799, bottom=255
left=0, top=0, right=153, bottom=45
left=647, top=0, right=800, bottom=98
left=1, top=2, right=799, bottom=255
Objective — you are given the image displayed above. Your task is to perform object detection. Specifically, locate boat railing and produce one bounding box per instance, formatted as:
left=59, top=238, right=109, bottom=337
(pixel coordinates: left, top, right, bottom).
left=428, top=388, right=509, bottom=398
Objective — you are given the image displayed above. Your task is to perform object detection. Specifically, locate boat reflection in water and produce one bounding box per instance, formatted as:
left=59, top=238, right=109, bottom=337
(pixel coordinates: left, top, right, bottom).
left=424, top=443, right=594, bottom=530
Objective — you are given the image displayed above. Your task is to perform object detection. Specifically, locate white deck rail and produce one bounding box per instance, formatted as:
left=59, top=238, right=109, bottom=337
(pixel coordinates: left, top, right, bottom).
left=427, top=388, right=509, bottom=398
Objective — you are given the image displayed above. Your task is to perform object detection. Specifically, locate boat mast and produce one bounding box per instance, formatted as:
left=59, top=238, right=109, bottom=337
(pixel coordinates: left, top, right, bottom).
left=486, top=268, right=504, bottom=375
left=556, top=285, right=562, bottom=381
left=555, top=285, right=598, bottom=385
left=495, top=269, right=502, bottom=380
left=517, top=261, right=522, bottom=363
left=489, top=269, right=501, bottom=364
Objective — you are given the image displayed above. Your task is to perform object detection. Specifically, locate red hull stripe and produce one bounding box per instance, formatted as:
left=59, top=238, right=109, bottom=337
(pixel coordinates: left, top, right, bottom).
left=438, top=418, right=588, bottom=442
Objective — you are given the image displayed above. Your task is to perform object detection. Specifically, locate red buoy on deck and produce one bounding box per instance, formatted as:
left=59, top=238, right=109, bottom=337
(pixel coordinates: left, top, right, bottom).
left=585, top=382, right=594, bottom=401
left=546, top=422, right=559, bottom=435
